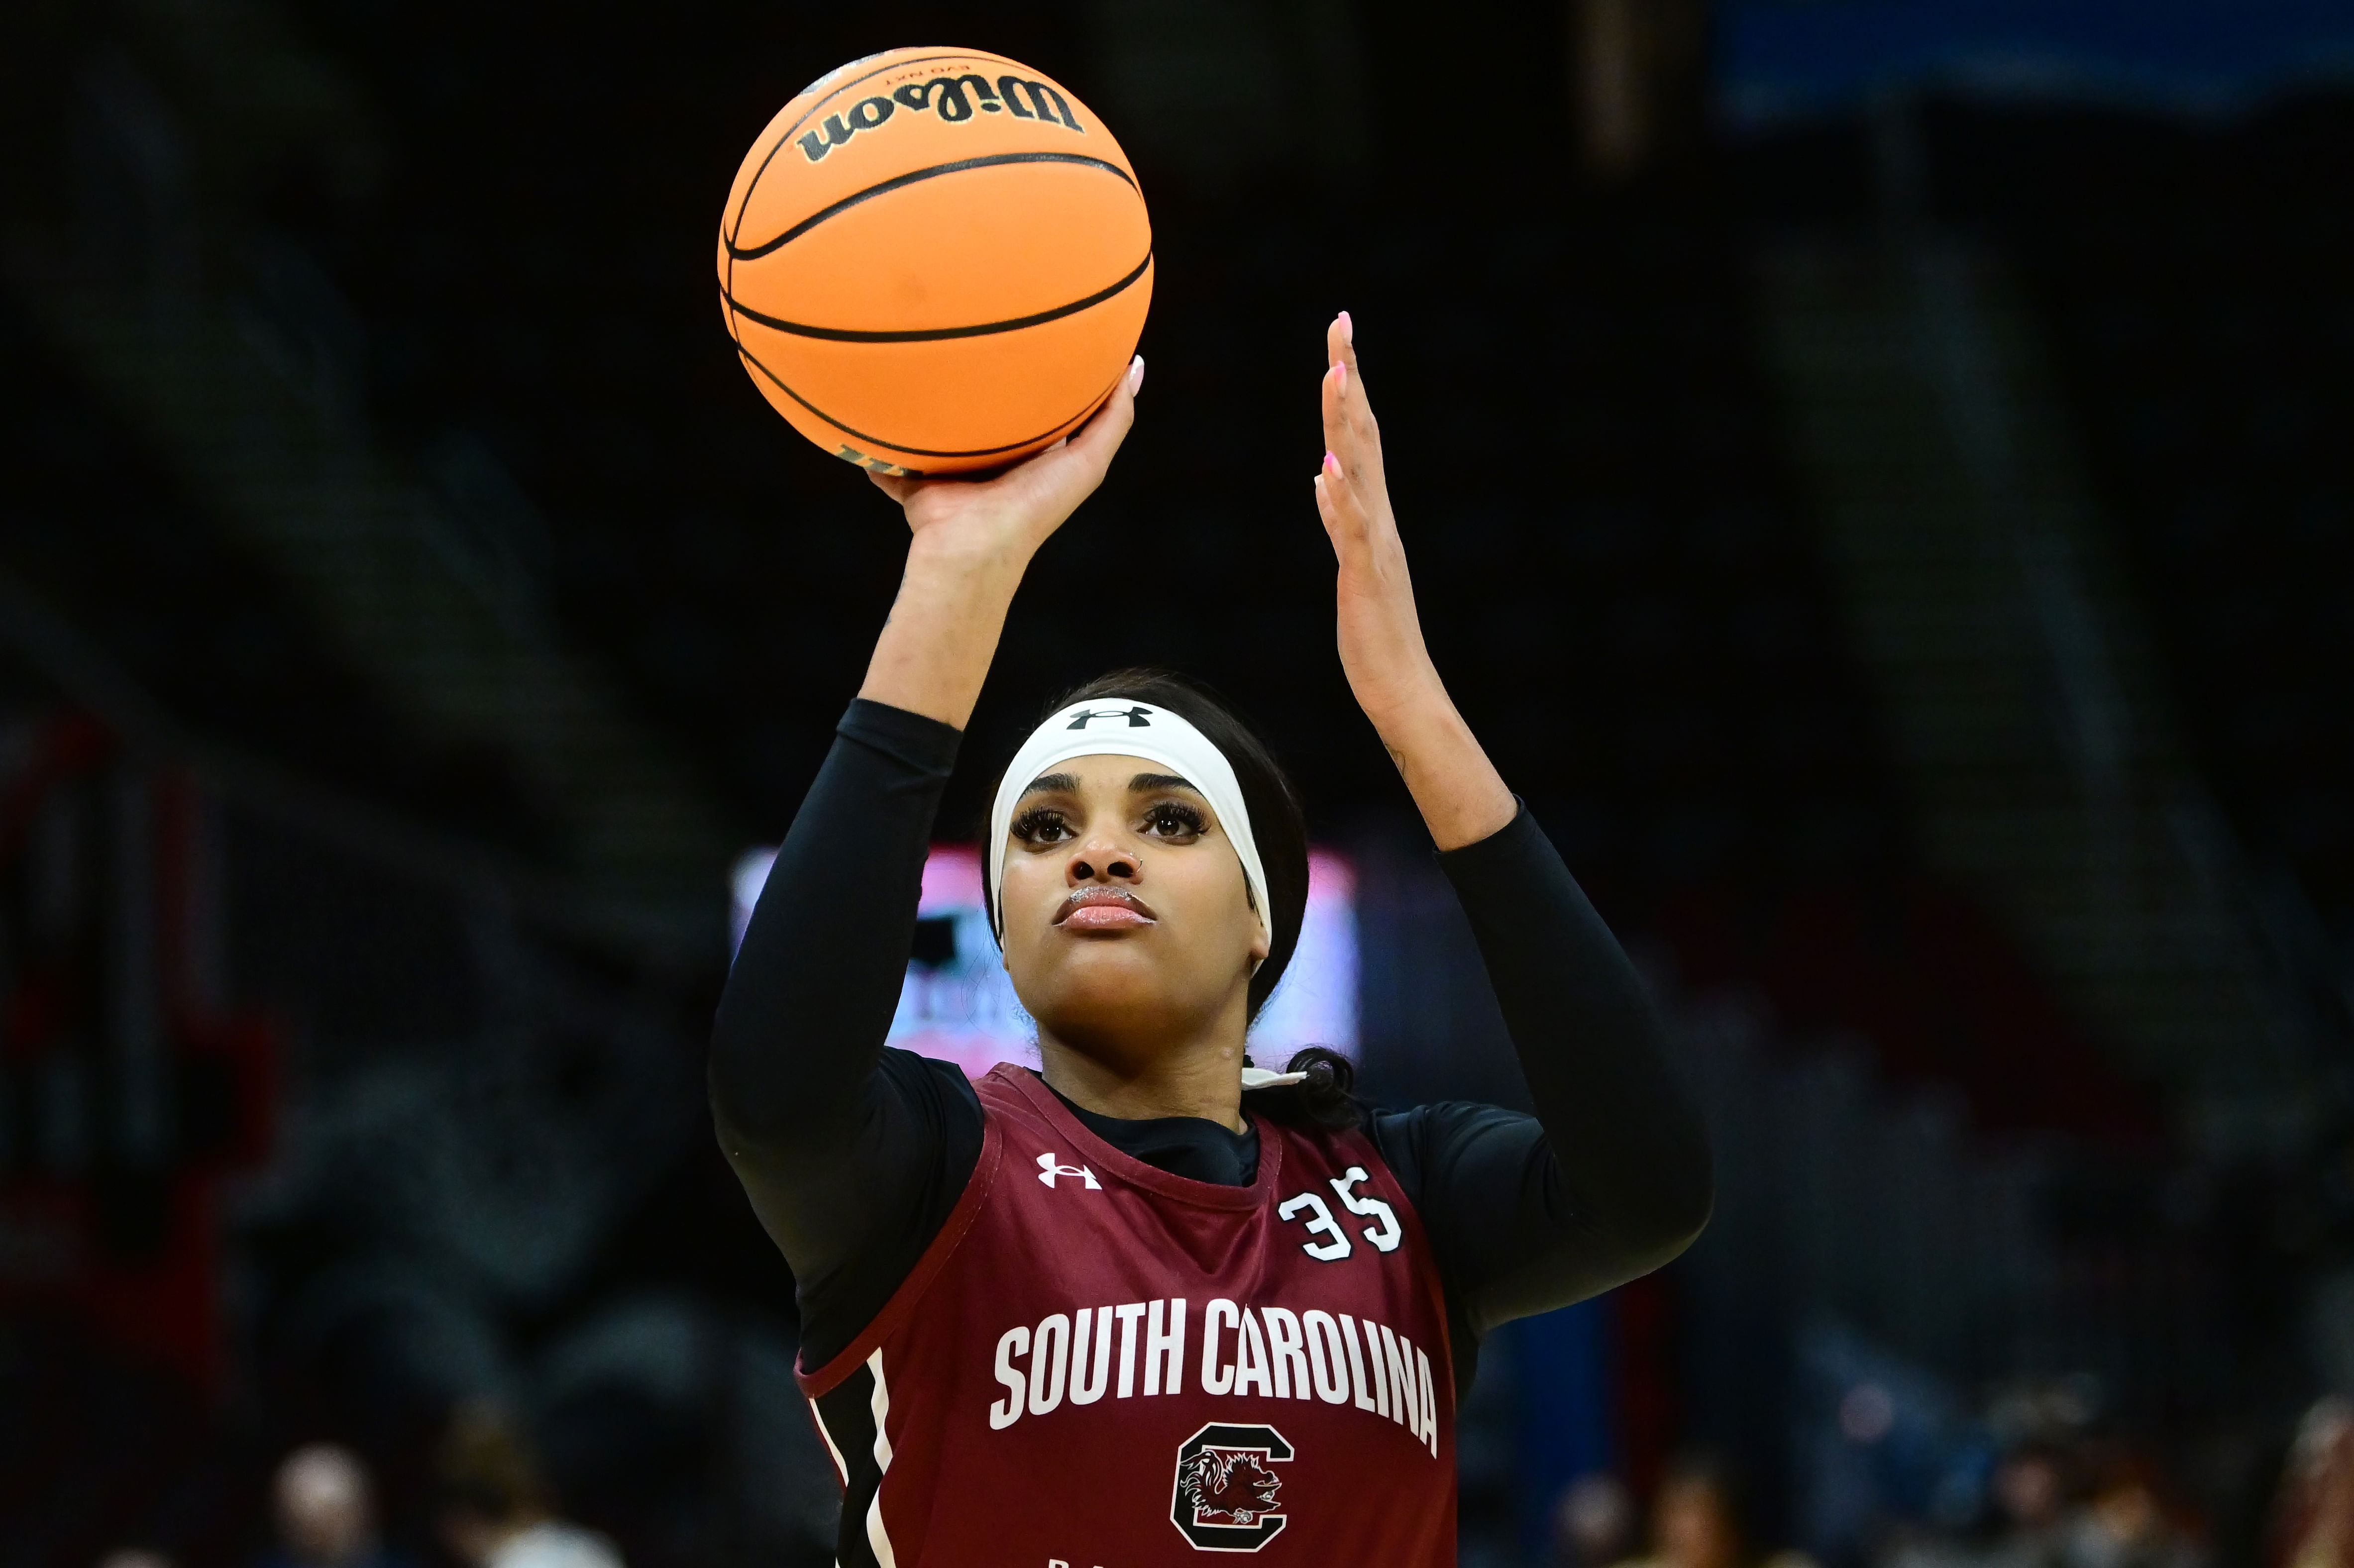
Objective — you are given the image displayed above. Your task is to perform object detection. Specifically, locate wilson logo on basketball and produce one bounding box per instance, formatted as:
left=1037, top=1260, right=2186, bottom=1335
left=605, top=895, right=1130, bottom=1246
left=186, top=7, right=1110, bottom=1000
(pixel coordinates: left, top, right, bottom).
left=796, top=74, right=1084, bottom=163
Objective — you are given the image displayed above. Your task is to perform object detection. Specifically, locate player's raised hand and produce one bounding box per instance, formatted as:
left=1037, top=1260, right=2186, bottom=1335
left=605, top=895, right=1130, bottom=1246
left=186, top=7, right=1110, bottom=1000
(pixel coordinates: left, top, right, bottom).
left=1312, top=313, right=1514, bottom=849
left=1313, top=313, right=1434, bottom=727
left=870, top=355, right=1143, bottom=566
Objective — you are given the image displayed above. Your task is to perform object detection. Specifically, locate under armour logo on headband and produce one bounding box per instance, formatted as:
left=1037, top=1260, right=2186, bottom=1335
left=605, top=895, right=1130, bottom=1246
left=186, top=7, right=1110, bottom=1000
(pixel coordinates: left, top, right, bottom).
left=1066, top=706, right=1155, bottom=730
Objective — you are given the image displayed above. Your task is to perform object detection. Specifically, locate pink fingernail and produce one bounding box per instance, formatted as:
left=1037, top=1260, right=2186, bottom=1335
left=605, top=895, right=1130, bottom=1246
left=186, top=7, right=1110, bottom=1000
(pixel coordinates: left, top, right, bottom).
left=1339, top=310, right=1354, bottom=343
left=1334, top=361, right=1347, bottom=392
left=1324, top=450, right=1339, bottom=472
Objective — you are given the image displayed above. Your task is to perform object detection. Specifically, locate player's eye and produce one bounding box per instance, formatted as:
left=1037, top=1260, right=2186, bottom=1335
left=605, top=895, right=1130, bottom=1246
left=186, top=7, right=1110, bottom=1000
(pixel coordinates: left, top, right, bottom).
left=1011, top=807, right=1073, bottom=845
left=1140, top=801, right=1206, bottom=840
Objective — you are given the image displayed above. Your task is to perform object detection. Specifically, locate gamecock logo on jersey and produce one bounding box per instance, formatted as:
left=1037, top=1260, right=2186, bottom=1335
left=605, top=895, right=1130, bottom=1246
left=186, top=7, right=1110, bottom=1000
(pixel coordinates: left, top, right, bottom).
left=1170, top=1423, right=1293, bottom=1552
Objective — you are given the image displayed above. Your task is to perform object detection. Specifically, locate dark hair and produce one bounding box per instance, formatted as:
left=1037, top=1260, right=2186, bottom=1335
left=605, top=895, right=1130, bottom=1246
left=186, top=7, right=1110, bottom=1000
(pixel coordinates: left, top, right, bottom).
left=986, top=669, right=1360, bottom=1130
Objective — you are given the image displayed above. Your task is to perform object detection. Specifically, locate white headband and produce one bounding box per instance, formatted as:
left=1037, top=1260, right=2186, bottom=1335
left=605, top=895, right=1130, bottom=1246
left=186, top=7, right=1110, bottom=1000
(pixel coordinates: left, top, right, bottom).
left=987, top=698, right=1272, bottom=945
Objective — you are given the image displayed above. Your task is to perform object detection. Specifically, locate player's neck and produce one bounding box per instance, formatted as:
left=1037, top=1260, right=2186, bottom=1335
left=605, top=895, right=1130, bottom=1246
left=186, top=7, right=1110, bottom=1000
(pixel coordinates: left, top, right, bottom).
left=1035, top=1017, right=1250, bottom=1133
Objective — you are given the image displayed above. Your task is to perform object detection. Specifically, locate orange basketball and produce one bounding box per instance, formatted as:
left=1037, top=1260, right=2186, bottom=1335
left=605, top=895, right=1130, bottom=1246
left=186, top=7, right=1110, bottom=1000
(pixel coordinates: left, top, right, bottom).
left=716, top=48, right=1152, bottom=477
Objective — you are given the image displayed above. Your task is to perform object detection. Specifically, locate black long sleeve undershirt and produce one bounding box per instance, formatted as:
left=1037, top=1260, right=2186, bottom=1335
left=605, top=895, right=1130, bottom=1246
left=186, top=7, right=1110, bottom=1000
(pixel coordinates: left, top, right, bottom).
left=709, top=700, right=1711, bottom=1384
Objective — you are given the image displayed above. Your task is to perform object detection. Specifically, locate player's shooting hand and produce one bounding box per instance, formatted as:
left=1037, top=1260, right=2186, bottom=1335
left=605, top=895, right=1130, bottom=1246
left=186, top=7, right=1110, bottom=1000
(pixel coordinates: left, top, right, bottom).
left=870, top=355, right=1143, bottom=569
left=855, top=356, right=1142, bottom=731
left=1313, top=314, right=1439, bottom=727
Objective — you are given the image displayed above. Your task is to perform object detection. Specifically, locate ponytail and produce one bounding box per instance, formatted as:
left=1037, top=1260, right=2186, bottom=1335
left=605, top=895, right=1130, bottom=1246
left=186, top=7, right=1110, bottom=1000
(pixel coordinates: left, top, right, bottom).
left=1241, top=1045, right=1363, bottom=1132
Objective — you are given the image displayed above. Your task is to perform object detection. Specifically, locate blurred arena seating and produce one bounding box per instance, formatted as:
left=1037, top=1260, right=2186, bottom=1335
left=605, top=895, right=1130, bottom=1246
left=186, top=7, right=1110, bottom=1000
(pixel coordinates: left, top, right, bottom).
left=1929, top=98, right=2354, bottom=1051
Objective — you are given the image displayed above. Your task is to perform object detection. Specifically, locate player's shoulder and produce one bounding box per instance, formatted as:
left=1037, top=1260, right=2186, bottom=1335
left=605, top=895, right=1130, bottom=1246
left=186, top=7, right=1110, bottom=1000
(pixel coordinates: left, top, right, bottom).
left=876, top=1044, right=982, bottom=1094
left=874, top=1046, right=985, bottom=1135
left=1366, top=1101, right=1542, bottom=1204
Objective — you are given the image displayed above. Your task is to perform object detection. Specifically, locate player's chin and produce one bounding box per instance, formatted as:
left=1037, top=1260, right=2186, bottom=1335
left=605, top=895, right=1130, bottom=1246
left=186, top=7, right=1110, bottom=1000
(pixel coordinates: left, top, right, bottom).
left=1039, top=927, right=1167, bottom=983
left=1028, top=940, right=1187, bottom=1011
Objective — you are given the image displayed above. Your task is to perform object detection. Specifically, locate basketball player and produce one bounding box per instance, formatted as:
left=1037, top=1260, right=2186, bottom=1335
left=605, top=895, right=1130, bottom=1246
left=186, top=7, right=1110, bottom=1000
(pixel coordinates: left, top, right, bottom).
left=711, top=314, right=1712, bottom=1566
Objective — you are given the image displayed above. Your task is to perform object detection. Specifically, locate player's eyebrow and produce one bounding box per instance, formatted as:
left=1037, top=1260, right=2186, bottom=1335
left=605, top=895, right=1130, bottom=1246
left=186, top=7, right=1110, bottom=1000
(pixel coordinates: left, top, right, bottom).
left=1017, top=772, right=1081, bottom=800
left=1129, top=772, right=1200, bottom=794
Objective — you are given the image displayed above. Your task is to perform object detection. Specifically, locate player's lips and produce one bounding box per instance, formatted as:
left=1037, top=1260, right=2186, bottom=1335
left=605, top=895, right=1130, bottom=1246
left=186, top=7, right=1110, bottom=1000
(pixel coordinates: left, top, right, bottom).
left=1056, top=887, right=1157, bottom=930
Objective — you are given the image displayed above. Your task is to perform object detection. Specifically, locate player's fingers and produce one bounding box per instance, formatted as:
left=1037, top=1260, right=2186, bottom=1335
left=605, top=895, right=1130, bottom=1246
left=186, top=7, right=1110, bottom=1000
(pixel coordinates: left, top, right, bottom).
left=1322, top=318, right=1384, bottom=479
left=1322, top=367, right=1389, bottom=516
left=1327, top=311, right=1360, bottom=384
left=996, top=354, right=1138, bottom=535
left=1328, top=310, right=1371, bottom=430
left=868, top=469, right=917, bottom=506
left=1066, top=354, right=1142, bottom=477
left=1341, top=331, right=1385, bottom=473
left=1313, top=471, right=1344, bottom=549
left=1319, top=359, right=1348, bottom=461
left=1316, top=450, right=1368, bottom=545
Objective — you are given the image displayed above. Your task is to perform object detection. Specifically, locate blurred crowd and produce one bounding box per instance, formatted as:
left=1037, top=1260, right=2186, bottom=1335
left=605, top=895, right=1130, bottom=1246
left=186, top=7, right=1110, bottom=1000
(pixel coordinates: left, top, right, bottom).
left=2280, top=1403, right=2354, bottom=1568
left=1548, top=1397, right=2354, bottom=1568
left=1882, top=1442, right=2201, bottom=1568
left=69, top=1390, right=2354, bottom=1568
left=93, top=1410, right=623, bottom=1568
left=1553, top=1454, right=1823, bottom=1568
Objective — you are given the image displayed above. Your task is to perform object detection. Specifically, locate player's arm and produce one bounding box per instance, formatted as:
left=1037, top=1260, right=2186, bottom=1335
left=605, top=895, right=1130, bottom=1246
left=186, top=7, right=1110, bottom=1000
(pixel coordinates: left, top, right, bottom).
left=1311, top=313, right=1515, bottom=850
left=1311, top=317, right=1711, bottom=1323
left=1419, top=810, right=1714, bottom=1331
left=708, top=366, right=1142, bottom=1302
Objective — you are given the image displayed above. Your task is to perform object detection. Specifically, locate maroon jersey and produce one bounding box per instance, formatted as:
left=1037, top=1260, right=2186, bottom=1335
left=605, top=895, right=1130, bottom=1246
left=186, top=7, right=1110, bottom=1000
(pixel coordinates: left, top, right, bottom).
left=799, top=1063, right=1459, bottom=1566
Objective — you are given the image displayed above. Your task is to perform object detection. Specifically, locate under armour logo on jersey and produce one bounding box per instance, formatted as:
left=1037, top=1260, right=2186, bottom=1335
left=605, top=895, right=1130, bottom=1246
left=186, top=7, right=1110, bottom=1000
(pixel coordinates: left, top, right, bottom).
left=1066, top=705, right=1154, bottom=730
left=1037, top=1151, right=1101, bottom=1189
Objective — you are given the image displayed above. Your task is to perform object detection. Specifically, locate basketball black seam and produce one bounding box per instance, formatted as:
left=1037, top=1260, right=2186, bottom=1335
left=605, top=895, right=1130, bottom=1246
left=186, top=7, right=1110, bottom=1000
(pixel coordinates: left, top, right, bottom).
left=724, top=51, right=1020, bottom=250
left=728, top=152, right=1138, bottom=260
left=734, top=340, right=1121, bottom=459
left=725, top=251, right=1151, bottom=343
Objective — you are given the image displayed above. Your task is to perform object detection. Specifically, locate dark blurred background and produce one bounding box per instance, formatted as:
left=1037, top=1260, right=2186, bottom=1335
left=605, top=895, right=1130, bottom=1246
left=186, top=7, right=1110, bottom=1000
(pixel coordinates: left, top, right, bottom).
left=3, top=1, right=2353, bottom=1566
